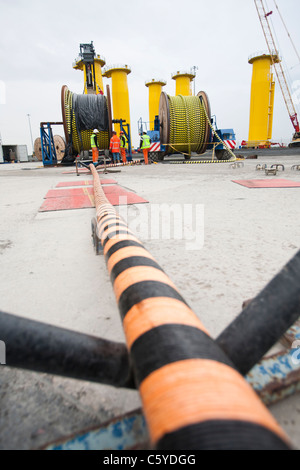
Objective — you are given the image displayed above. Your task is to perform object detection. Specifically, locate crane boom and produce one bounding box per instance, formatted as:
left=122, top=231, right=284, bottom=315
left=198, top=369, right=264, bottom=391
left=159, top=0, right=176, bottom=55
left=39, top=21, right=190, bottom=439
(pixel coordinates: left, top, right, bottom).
left=254, top=0, right=300, bottom=133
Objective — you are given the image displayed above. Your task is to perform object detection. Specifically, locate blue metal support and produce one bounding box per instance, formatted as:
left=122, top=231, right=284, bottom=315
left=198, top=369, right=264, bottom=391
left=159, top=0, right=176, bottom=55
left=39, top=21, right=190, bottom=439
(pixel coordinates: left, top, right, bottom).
left=246, top=327, right=300, bottom=406
left=44, top=409, right=148, bottom=450
left=40, top=122, right=63, bottom=166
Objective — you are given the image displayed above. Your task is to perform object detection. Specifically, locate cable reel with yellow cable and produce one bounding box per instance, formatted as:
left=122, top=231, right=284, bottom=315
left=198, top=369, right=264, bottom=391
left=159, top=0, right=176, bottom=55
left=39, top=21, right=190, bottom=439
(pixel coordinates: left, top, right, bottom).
left=158, top=91, right=236, bottom=163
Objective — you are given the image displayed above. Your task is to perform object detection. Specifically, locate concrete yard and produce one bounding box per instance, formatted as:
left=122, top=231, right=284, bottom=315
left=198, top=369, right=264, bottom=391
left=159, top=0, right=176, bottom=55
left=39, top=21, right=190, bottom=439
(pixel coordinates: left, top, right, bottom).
left=0, top=150, right=300, bottom=449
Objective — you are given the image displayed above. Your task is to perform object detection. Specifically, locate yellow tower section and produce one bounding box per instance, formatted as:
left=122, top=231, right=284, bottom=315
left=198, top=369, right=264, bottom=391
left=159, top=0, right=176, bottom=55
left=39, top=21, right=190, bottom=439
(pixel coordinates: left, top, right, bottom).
left=73, top=53, right=106, bottom=94
left=171, top=70, right=195, bottom=96
left=102, top=65, right=131, bottom=134
left=248, top=52, right=280, bottom=147
left=145, top=79, right=167, bottom=130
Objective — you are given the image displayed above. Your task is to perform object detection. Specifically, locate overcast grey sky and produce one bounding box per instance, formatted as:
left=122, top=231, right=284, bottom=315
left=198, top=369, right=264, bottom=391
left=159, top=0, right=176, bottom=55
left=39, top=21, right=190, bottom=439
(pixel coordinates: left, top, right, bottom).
left=0, top=0, right=299, bottom=152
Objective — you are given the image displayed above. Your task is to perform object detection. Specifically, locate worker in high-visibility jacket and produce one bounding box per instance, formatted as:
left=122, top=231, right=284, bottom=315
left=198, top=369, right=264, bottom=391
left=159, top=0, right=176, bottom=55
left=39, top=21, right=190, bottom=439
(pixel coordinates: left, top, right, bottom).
left=109, top=131, right=121, bottom=163
left=90, top=129, right=99, bottom=163
left=140, top=131, right=151, bottom=165
left=119, top=131, right=127, bottom=163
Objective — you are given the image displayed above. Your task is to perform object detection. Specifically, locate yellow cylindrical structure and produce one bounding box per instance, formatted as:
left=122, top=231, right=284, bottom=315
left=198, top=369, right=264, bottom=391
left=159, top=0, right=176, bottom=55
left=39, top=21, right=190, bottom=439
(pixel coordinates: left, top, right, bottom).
left=94, top=56, right=105, bottom=93
left=103, top=65, right=131, bottom=135
left=145, top=79, right=166, bottom=130
left=171, top=71, right=195, bottom=96
left=73, top=54, right=106, bottom=94
left=248, top=53, right=280, bottom=146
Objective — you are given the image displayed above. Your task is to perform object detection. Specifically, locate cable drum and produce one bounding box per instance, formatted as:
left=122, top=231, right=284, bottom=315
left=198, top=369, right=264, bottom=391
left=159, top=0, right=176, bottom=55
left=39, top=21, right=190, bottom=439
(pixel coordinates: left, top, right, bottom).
left=159, top=91, right=211, bottom=156
left=61, top=85, right=111, bottom=155
left=53, top=135, right=66, bottom=161
left=34, top=135, right=66, bottom=162
left=34, top=137, right=42, bottom=161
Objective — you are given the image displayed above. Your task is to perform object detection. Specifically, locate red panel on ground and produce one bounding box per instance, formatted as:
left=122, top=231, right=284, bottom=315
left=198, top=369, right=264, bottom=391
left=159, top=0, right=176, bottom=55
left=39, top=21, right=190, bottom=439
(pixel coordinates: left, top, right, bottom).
left=39, top=195, right=94, bottom=211
left=39, top=192, right=148, bottom=212
left=232, top=179, right=300, bottom=188
left=45, top=186, right=130, bottom=199
left=56, top=179, right=117, bottom=187
left=39, top=185, right=148, bottom=212
left=106, top=193, right=148, bottom=205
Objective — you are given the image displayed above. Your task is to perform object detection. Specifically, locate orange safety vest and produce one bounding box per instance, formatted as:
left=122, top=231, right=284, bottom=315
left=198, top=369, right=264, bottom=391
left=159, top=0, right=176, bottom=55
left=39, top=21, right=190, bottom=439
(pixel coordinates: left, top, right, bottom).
left=109, top=135, right=120, bottom=152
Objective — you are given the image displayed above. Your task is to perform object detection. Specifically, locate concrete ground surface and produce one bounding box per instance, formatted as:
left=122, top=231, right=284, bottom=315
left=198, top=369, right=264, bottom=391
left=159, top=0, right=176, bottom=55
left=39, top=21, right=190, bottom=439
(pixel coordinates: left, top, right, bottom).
left=0, top=149, right=300, bottom=450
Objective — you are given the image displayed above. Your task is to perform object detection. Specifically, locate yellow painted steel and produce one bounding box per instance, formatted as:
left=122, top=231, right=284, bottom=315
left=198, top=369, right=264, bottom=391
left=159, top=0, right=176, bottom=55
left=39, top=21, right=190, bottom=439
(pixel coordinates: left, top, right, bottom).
left=171, top=71, right=195, bottom=96
left=94, top=56, right=105, bottom=93
left=248, top=53, right=280, bottom=146
left=103, top=65, right=131, bottom=135
left=145, top=79, right=166, bottom=130
left=73, top=54, right=106, bottom=95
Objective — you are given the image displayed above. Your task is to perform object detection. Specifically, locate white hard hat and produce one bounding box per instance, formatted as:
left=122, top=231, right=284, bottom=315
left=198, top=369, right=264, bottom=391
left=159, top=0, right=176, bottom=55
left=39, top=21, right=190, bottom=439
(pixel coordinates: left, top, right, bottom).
left=93, top=129, right=98, bottom=133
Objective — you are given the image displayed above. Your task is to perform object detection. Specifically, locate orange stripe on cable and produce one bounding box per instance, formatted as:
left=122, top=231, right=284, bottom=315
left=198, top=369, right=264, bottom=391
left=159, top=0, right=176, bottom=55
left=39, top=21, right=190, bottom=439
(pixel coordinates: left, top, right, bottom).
left=123, top=298, right=209, bottom=349
left=103, top=234, right=142, bottom=257
left=107, top=247, right=157, bottom=273
left=113, top=266, right=180, bottom=303
left=140, top=359, right=289, bottom=446
left=100, top=225, right=134, bottom=244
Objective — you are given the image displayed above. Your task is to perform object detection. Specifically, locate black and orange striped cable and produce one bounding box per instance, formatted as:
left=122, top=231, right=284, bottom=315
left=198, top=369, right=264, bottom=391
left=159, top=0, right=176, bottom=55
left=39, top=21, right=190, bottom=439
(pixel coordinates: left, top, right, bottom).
left=90, top=163, right=292, bottom=450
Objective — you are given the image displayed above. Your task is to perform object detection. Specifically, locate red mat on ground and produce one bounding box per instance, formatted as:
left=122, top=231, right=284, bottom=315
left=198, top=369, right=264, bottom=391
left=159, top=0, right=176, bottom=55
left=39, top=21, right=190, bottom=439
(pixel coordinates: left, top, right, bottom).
left=45, top=186, right=129, bottom=198
left=39, top=186, right=148, bottom=212
left=56, top=179, right=117, bottom=187
left=232, top=179, right=300, bottom=188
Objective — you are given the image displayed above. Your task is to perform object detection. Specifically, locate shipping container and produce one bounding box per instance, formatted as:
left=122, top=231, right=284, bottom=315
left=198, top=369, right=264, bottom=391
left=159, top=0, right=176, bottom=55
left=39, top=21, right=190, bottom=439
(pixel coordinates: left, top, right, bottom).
left=2, top=145, right=28, bottom=162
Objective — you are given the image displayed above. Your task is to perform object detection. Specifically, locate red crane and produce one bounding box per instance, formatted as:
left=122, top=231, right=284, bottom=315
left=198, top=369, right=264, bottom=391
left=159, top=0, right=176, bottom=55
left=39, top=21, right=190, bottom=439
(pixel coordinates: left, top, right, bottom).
left=254, top=0, right=300, bottom=143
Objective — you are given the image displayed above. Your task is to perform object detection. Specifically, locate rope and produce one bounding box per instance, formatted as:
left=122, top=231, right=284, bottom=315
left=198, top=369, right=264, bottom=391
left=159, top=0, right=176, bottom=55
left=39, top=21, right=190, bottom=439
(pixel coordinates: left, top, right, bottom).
left=169, top=159, right=236, bottom=165
left=200, top=96, right=236, bottom=162
left=62, top=86, right=109, bottom=154
left=89, top=163, right=291, bottom=450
